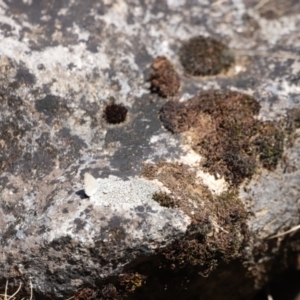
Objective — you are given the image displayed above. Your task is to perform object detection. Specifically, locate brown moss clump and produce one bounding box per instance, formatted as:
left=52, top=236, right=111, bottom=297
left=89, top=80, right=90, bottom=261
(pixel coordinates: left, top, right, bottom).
left=252, top=121, right=284, bottom=170
left=152, top=191, right=176, bottom=208
left=179, top=36, right=234, bottom=76
left=160, top=90, right=284, bottom=185
left=149, top=56, right=180, bottom=97
left=143, top=162, right=250, bottom=276
left=161, top=196, right=249, bottom=275
left=104, top=102, right=128, bottom=124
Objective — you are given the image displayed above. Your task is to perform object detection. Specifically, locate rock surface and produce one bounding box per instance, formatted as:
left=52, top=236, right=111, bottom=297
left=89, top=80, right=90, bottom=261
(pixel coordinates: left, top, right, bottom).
left=0, top=0, right=299, bottom=299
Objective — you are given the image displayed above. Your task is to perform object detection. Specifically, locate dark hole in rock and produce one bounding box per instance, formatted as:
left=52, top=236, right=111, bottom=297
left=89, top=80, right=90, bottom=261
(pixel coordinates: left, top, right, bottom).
left=179, top=36, right=234, bottom=76
left=149, top=56, right=180, bottom=98
left=104, top=103, right=128, bottom=124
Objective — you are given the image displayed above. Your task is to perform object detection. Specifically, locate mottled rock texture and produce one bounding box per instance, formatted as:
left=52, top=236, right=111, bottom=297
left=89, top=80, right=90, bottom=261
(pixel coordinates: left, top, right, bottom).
left=0, top=0, right=300, bottom=299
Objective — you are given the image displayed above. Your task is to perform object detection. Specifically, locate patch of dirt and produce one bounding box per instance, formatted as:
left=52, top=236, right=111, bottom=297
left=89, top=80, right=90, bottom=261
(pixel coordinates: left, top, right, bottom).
left=149, top=56, right=180, bottom=97
left=179, top=36, right=234, bottom=76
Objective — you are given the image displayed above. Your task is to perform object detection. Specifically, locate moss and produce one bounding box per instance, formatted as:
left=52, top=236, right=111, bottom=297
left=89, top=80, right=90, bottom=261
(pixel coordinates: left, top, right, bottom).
left=159, top=89, right=285, bottom=185
left=152, top=191, right=176, bottom=208
left=179, top=36, right=234, bottom=76
left=149, top=56, right=180, bottom=97
left=118, top=272, right=147, bottom=293
left=253, top=121, right=284, bottom=170
left=143, top=162, right=250, bottom=276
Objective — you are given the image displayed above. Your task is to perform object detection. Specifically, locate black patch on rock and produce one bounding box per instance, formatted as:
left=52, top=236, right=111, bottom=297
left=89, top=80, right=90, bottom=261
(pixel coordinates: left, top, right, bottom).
left=160, top=90, right=284, bottom=185
left=104, top=103, right=128, bottom=124
left=149, top=56, right=180, bottom=98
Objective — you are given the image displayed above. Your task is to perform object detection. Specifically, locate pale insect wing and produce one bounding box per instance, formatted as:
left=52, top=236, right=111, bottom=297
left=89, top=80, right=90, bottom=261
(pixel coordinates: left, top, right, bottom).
left=84, top=172, right=98, bottom=197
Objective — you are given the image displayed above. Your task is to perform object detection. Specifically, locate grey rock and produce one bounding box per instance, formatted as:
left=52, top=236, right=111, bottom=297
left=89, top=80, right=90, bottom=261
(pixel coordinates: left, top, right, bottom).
left=0, top=0, right=299, bottom=299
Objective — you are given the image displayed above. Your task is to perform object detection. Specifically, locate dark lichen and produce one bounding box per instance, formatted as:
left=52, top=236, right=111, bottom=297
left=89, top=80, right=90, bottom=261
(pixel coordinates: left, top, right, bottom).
left=152, top=191, right=176, bottom=208
left=179, top=36, right=234, bottom=76
left=104, top=102, right=128, bottom=124
left=149, top=56, right=180, bottom=97
left=160, top=89, right=284, bottom=185
left=160, top=189, right=249, bottom=275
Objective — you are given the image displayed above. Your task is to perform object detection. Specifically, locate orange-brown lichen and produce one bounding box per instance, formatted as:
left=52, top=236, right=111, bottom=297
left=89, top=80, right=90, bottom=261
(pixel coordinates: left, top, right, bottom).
left=160, top=90, right=284, bottom=185
left=179, top=36, right=234, bottom=76
left=149, top=56, right=180, bottom=97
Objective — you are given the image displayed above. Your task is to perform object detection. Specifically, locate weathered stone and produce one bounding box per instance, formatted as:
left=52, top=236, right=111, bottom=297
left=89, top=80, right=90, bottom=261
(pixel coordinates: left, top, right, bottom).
left=0, top=0, right=299, bottom=299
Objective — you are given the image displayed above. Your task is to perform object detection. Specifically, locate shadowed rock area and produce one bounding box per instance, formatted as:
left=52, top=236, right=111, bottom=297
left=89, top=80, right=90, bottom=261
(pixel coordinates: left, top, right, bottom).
left=0, top=0, right=300, bottom=299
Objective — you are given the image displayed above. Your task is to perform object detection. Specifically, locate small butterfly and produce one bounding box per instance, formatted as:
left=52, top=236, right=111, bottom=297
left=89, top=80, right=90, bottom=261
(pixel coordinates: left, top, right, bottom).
left=84, top=172, right=98, bottom=197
